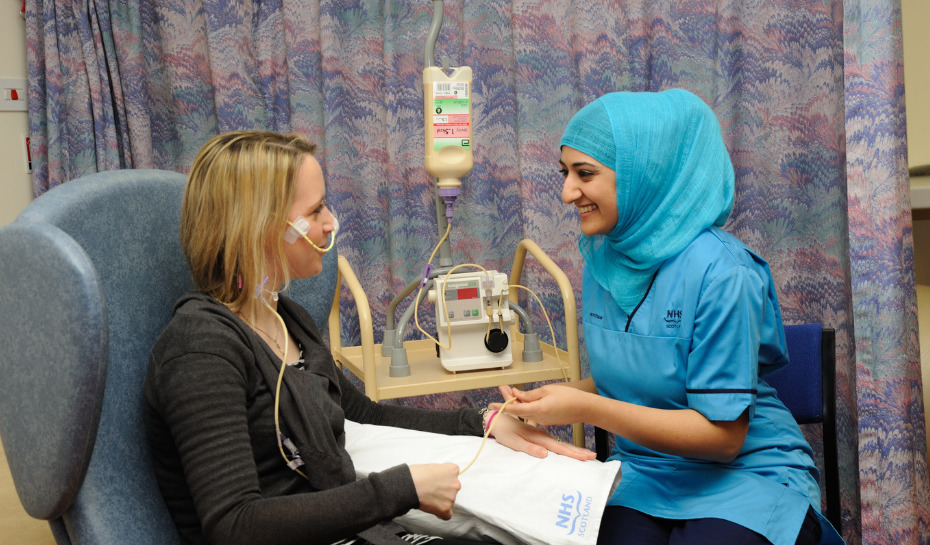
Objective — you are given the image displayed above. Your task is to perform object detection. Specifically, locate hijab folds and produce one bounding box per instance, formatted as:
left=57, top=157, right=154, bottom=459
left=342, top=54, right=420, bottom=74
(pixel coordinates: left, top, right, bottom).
left=560, top=89, right=735, bottom=313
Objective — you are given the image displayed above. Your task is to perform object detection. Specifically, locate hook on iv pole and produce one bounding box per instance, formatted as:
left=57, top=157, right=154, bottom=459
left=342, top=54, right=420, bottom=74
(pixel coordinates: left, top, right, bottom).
left=424, top=0, right=444, bottom=69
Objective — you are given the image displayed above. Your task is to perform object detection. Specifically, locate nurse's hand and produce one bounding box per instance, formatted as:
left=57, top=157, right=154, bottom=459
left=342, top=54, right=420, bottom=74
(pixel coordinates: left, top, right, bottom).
left=491, top=384, right=592, bottom=427
left=488, top=410, right=596, bottom=461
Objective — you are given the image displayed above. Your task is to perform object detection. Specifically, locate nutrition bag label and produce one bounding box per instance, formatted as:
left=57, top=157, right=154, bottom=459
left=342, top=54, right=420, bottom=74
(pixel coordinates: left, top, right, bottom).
left=431, top=82, right=470, bottom=150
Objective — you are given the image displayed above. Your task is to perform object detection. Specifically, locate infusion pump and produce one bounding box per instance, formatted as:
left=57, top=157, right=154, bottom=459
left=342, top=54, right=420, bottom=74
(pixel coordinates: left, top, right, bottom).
left=428, top=270, right=515, bottom=372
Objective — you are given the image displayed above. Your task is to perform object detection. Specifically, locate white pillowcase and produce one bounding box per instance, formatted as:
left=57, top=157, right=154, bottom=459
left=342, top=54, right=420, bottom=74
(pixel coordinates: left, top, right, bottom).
left=344, top=420, right=621, bottom=545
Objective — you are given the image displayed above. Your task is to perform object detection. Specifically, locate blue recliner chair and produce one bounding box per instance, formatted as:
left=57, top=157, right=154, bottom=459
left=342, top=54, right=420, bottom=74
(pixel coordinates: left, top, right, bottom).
left=0, top=169, right=338, bottom=544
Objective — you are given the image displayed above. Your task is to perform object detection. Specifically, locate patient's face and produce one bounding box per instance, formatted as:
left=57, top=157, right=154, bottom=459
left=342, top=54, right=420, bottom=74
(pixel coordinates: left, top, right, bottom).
left=283, top=155, right=334, bottom=279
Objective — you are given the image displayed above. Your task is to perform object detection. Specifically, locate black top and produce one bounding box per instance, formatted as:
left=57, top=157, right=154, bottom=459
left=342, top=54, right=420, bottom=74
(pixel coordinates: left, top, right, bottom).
left=145, top=291, right=483, bottom=545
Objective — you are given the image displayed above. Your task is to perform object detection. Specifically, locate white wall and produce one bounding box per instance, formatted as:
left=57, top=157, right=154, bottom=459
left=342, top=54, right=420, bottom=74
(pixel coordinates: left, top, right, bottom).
left=0, top=0, right=32, bottom=226
left=904, top=0, right=930, bottom=467
left=906, top=0, right=930, bottom=287
left=904, top=0, right=930, bottom=168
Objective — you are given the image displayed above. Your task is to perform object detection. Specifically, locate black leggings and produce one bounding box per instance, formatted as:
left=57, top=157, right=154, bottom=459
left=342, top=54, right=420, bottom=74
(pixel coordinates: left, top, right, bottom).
left=597, top=505, right=822, bottom=545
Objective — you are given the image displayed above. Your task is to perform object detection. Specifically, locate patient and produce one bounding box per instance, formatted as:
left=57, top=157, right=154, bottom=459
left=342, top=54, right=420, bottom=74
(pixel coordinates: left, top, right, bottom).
left=143, top=130, right=594, bottom=545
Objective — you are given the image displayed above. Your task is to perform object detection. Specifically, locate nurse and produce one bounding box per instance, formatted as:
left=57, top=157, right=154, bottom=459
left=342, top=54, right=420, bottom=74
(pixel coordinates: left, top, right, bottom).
left=497, top=90, right=844, bottom=545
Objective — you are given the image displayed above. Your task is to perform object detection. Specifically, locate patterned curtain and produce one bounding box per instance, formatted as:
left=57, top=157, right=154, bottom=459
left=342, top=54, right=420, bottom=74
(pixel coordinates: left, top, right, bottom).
left=842, top=1, right=930, bottom=541
left=26, top=0, right=929, bottom=542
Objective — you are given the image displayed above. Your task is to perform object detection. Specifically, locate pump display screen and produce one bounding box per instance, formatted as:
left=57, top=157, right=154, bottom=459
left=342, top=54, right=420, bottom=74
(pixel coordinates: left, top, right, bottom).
left=454, top=287, right=478, bottom=300
left=443, top=279, right=483, bottom=322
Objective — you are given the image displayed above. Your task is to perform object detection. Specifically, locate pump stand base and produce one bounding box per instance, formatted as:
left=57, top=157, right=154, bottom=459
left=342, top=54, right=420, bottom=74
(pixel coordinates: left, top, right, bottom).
left=389, top=346, right=411, bottom=377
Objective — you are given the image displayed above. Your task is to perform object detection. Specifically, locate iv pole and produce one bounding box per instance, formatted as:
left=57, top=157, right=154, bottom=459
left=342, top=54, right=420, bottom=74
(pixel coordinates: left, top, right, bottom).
left=424, top=0, right=455, bottom=268
left=380, top=0, right=540, bottom=377
left=381, top=0, right=452, bottom=377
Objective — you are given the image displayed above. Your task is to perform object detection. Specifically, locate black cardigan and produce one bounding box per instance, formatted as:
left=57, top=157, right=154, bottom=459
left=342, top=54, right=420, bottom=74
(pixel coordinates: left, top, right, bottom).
left=145, top=291, right=483, bottom=545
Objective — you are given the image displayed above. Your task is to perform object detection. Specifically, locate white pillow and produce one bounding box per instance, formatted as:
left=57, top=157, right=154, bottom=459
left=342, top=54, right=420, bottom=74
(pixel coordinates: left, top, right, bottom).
left=344, top=420, right=621, bottom=545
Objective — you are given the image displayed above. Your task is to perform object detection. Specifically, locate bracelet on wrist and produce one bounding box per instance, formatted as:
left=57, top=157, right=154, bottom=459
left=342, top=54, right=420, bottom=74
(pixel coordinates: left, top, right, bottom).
left=484, top=410, right=499, bottom=435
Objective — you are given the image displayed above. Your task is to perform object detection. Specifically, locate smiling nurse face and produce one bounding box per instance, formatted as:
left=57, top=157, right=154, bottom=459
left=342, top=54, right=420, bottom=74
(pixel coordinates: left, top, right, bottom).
left=559, top=146, right=619, bottom=236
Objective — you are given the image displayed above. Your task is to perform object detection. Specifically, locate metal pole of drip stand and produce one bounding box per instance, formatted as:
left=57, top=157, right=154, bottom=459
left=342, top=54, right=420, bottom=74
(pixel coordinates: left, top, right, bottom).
left=425, top=0, right=454, bottom=270
left=383, top=0, right=449, bottom=377
left=382, top=0, right=542, bottom=377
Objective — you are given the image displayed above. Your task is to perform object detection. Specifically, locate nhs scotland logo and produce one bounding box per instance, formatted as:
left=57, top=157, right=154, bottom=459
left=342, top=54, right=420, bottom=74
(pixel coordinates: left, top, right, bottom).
left=556, top=491, right=593, bottom=537
left=664, top=308, right=682, bottom=329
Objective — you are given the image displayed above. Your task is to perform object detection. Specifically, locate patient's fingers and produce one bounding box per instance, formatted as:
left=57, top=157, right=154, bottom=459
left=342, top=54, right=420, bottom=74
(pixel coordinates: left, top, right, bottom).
left=494, top=414, right=596, bottom=460
left=542, top=434, right=597, bottom=461
left=521, top=424, right=596, bottom=460
left=511, top=434, right=549, bottom=458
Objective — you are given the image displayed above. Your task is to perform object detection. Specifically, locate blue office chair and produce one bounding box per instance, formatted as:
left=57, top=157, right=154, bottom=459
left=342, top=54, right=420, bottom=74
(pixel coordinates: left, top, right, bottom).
left=0, top=169, right=338, bottom=545
left=766, top=324, right=840, bottom=534
left=593, top=323, right=840, bottom=534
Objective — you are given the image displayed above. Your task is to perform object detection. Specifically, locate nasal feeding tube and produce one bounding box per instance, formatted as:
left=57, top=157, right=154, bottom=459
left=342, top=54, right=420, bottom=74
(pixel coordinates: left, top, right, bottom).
left=285, top=214, right=339, bottom=251
left=263, top=212, right=339, bottom=478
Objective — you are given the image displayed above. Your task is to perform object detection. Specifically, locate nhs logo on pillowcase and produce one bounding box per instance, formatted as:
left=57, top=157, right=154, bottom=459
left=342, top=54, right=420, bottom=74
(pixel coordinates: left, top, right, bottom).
left=556, top=491, right=593, bottom=537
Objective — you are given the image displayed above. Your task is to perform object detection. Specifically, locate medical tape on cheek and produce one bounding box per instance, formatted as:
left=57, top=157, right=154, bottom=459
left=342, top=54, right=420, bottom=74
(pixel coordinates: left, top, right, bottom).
left=285, top=216, right=310, bottom=244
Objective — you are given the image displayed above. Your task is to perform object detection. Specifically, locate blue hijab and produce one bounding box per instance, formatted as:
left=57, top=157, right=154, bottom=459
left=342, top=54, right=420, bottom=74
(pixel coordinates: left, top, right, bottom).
left=561, top=89, right=735, bottom=313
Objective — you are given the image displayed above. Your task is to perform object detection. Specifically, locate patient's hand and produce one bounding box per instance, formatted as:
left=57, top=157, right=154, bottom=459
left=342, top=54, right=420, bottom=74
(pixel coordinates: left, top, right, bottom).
left=489, top=411, right=596, bottom=461
left=409, top=463, right=461, bottom=520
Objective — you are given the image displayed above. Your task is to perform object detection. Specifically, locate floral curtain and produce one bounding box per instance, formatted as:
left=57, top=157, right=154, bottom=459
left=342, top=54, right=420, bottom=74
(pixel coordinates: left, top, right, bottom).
left=26, top=0, right=929, bottom=542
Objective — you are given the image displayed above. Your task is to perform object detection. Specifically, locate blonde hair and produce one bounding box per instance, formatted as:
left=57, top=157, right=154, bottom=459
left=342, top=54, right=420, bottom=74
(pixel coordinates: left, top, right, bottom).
left=180, top=131, right=317, bottom=316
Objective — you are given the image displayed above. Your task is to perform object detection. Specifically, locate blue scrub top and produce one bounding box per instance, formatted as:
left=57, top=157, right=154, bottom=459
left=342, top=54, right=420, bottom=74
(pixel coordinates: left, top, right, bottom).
left=584, top=228, right=840, bottom=545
